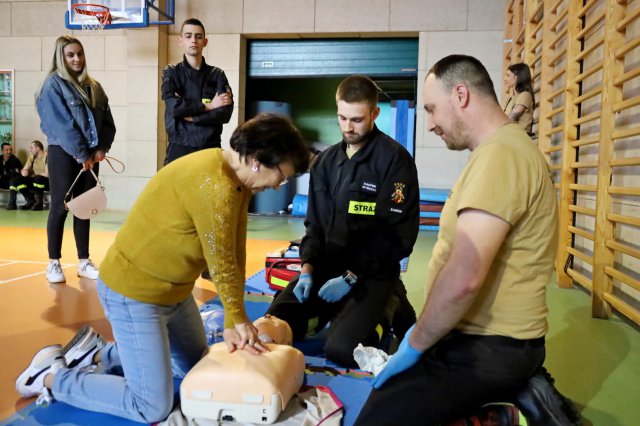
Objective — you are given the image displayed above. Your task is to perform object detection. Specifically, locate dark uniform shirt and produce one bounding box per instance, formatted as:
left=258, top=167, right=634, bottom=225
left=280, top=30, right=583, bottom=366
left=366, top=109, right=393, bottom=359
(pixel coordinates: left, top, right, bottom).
left=161, top=56, right=233, bottom=149
left=301, top=125, right=420, bottom=280
left=1, top=154, right=22, bottom=189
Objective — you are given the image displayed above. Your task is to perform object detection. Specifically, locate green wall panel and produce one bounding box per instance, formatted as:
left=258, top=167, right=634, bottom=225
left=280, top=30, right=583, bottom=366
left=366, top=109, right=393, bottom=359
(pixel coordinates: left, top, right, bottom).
left=247, top=77, right=391, bottom=146
left=248, top=38, right=418, bottom=78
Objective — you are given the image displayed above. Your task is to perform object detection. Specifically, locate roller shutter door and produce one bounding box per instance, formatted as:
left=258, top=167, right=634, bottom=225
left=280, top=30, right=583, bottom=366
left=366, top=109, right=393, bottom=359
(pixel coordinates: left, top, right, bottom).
left=248, top=38, right=418, bottom=78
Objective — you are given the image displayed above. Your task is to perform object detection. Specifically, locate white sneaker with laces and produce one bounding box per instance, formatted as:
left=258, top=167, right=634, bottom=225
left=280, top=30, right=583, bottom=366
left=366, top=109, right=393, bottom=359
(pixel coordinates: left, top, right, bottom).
left=63, top=325, right=106, bottom=369
left=46, top=260, right=66, bottom=283
left=16, top=345, right=66, bottom=403
left=77, top=259, right=99, bottom=280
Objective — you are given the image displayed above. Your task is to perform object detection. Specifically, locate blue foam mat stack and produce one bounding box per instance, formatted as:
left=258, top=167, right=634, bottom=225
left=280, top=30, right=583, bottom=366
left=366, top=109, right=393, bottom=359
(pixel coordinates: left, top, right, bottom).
left=418, top=188, right=450, bottom=232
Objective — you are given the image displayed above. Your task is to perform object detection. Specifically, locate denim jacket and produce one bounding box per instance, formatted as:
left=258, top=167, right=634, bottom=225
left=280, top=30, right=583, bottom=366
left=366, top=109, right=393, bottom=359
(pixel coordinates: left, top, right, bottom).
left=37, top=74, right=116, bottom=162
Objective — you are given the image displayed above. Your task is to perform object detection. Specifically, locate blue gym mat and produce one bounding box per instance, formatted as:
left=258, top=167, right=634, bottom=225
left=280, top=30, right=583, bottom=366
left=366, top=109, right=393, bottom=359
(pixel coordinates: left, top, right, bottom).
left=0, top=403, right=147, bottom=426
left=303, top=355, right=373, bottom=426
left=244, top=269, right=277, bottom=295
left=327, top=375, right=372, bottom=426
left=4, top=292, right=375, bottom=426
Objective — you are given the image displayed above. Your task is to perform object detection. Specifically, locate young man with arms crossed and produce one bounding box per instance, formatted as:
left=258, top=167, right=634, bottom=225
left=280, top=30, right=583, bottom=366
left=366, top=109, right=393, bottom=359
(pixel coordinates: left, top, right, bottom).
left=162, top=18, right=234, bottom=164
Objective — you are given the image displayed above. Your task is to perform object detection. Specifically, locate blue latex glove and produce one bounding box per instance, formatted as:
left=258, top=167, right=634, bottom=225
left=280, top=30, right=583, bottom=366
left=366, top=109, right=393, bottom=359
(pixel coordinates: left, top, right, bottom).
left=293, top=273, right=313, bottom=303
left=318, top=275, right=352, bottom=303
left=371, top=324, right=422, bottom=389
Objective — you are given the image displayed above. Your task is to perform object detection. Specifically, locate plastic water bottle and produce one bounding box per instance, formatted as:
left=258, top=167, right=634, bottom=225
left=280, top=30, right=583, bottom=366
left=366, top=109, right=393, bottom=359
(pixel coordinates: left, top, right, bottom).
left=202, top=310, right=225, bottom=345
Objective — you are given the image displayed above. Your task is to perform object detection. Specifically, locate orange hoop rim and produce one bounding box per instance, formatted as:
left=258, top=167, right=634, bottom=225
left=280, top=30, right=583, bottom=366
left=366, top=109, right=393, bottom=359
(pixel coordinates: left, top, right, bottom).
left=72, top=3, right=112, bottom=24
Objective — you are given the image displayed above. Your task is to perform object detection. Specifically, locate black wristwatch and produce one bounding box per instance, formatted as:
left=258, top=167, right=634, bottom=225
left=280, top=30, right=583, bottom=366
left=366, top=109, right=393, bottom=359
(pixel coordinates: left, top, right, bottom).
left=342, top=270, right=358, bottom=287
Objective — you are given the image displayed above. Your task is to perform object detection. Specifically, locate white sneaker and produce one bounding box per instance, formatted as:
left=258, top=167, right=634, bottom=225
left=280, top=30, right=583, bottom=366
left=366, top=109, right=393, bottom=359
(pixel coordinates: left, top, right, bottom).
left=16, top=345, right=66, bottom=400
left=46, top=260, right=66, bottom=283
left=77, top=259, right=99, bottom=280
left=63, top=325, right=106, bottom=369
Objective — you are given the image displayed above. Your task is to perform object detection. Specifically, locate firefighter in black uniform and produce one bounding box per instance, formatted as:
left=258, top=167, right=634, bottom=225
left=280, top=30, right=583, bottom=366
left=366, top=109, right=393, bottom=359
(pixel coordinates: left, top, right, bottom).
left=266, top=75, right=420, bottom=367
left=162, top=18, right=233, bottom=165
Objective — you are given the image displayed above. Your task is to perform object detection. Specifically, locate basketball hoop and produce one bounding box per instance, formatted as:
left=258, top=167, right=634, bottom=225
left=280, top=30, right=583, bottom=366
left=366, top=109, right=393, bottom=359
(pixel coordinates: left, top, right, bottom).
left=72, top=3, right=112, bottom=34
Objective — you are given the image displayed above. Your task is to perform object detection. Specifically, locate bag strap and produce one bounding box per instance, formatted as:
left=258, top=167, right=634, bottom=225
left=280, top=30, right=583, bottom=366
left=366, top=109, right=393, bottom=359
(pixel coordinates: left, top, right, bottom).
left=64, top=168, right=102, bottom=206
left=104, top=156, right=125, bottom=174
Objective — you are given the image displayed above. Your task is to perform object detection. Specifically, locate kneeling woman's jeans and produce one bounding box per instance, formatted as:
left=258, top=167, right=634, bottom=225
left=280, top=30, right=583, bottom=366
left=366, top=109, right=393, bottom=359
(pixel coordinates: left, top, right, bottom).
left=52, top=278, right=208, bottom=423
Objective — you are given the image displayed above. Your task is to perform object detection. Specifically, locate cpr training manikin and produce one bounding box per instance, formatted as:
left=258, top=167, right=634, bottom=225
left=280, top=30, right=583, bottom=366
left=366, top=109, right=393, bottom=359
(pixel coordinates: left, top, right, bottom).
left=180, top=315, right=305, bottom=424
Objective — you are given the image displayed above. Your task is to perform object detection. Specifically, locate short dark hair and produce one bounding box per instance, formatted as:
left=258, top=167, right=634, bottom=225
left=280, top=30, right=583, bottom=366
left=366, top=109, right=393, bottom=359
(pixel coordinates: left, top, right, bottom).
left=336, top=75, right=379, bottom=109
left=1, top=142, right=11, bottom=150
left=181, top=18, right=205, bottom=34
left=31, top=140, right=44, bottom=150
left=230, top=113, right=309, bottom=175
left=428, top=55, right=498, bottom=103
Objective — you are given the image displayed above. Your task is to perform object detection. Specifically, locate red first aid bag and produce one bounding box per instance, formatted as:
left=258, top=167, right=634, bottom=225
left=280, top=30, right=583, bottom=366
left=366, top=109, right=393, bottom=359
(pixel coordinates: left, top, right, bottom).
left=265, top=257, right=301, bottom=291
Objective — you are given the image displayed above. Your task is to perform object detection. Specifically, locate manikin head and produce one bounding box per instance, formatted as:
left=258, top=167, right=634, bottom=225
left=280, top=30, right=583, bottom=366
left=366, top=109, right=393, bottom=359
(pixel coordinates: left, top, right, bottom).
left=253, top=314, right=293, bottom=346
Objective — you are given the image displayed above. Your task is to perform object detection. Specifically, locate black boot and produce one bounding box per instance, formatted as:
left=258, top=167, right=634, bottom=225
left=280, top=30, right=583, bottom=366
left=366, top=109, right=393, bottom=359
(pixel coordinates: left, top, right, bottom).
left=31, top=192, right=44, bottom=211
left=20, top=190, right=36, bottom=210
left=515, top=367, right=582, bottom=426
left=6, top=190, right=17, bottom=210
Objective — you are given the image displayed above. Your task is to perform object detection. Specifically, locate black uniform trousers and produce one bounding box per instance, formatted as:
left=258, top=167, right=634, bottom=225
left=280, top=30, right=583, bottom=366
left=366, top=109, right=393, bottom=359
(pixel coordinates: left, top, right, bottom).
left=266, top=273, right=402, bottom=368
left=9, top=174, right=49, bottom=193
left=354, top=333, right=546, bottom=426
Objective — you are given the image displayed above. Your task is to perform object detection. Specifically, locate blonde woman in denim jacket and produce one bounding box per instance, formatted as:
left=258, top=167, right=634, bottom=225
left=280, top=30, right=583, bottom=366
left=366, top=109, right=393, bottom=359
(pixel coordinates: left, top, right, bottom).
left=36, top=35, right=116, bottom=284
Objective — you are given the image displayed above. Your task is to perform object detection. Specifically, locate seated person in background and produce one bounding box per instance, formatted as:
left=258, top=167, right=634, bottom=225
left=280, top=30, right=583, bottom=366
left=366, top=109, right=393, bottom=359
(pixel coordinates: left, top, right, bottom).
left=1, top=142, right=23, bottom=209
left=8, top=140, right=49, bottom=211
left=266, top=75, right=420, bottom=367
left=503, top=63, right=535, bottom=135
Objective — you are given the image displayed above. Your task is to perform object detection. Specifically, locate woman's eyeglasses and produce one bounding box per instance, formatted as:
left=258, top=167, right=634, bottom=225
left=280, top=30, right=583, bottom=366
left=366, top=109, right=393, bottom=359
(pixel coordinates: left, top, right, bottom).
left=276, top=164, right=288, bottom=187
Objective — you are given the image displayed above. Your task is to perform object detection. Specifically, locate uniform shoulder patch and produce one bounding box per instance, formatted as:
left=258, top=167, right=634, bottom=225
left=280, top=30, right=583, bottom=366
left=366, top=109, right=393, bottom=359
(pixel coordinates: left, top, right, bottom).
left=391, top=182, right=406, bottom=204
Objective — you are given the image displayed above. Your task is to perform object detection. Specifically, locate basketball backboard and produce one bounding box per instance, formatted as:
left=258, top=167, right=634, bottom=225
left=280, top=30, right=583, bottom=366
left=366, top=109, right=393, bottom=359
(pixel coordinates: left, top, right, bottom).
left=65, top=0, right=175, bottom=30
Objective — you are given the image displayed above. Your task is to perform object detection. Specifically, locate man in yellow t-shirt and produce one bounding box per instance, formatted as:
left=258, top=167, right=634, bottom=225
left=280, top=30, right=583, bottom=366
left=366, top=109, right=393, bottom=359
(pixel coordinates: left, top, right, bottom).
left=356, top=56, right=579, bottom=426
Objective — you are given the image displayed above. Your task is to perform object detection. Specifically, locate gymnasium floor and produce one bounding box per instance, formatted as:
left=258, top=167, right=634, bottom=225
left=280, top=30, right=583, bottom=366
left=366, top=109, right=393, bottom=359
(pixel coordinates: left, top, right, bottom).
left=0, top=208, right=638, bottom=425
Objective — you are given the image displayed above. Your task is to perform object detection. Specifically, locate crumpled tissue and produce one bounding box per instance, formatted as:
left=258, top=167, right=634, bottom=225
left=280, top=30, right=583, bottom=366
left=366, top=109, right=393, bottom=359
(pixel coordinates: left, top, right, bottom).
left=353, top=343, right=390, bottom=375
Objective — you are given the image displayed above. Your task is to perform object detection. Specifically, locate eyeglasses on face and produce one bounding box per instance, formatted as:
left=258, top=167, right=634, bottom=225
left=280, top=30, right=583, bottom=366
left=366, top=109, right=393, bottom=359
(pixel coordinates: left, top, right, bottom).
left=276, top=164, right=288, bottom=187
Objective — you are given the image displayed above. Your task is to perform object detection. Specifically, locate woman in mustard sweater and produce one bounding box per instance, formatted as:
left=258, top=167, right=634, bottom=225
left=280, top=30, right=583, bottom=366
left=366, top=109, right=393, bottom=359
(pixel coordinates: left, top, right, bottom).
left=16, top=113, right=309, bottom=423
